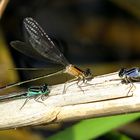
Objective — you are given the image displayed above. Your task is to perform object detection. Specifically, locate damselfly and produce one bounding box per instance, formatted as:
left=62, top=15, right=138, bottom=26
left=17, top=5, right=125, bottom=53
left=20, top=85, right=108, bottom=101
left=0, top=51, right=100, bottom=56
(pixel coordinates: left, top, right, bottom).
left=118, top=67, right=140, bottom=94
left=119, top=67, right=140, bottom=82
left=1, top=17, right=93, bottom=91
left=106, top=67, right=139, bottom=95
left=0, top=84, right=49, bottom=109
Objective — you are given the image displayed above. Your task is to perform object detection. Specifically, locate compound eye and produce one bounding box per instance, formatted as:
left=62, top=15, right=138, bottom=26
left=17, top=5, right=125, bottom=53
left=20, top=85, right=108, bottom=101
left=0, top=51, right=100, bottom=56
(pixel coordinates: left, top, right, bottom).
left=119, top=68, right=126, bottom=77
left=85, top=68, right=90, bottom=75
left=84, top=68, right=93, bottom=80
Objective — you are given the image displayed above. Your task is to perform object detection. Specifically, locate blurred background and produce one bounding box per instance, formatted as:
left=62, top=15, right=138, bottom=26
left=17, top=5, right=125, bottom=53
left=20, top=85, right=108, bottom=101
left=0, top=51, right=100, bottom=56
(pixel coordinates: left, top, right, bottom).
left=0, top=0, right=140, bottom=139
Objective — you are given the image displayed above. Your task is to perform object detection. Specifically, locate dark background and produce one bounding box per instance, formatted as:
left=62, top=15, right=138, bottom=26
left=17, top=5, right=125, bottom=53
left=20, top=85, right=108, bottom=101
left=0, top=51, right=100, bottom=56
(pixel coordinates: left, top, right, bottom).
left=1, top=0, right=140, bottom=67
left=0, top=0, right=140, bottom=139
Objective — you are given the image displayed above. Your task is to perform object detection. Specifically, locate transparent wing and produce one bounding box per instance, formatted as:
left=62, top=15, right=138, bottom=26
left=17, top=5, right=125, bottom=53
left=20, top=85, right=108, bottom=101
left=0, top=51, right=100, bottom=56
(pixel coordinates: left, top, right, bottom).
left=10, top=41, right=48, bottom=61
left=23, top=17, right=69, bottom=66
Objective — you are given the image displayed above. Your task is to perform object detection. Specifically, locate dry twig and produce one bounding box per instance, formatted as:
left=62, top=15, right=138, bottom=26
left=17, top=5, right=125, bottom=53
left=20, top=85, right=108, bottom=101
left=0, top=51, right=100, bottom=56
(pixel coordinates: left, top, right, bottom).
left=0, top=71, right=140, bottom=130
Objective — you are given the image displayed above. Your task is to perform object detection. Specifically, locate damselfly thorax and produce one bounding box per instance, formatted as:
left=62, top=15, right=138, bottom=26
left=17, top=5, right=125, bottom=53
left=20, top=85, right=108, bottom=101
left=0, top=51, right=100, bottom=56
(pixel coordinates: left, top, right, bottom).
left=65, top=64, right=92, bottom=81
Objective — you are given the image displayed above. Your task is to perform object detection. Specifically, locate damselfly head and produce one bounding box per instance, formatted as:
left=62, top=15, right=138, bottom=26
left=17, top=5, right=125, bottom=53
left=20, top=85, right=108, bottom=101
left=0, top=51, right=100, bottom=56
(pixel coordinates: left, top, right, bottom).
left=83, top=68, right=93, bottom=80
left=41, top=84, right=49, bottom=92
left=119, top=68, right=127, bottom=78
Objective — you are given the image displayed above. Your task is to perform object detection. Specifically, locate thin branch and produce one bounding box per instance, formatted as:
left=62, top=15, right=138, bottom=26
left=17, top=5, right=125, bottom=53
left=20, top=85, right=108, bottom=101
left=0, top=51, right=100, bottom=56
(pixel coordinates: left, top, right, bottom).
left=0, top=71, right=140, bottom=130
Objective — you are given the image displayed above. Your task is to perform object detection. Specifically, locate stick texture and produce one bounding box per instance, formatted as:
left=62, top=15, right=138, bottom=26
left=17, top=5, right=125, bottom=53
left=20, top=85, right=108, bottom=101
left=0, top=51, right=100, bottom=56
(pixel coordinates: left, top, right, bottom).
left=0, top=71, right=139, bottom=130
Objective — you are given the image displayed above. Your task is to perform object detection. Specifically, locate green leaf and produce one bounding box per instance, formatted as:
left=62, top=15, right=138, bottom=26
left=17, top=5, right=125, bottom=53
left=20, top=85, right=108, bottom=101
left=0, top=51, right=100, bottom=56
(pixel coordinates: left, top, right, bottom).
left=47, top=113, right=140, bottom=140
